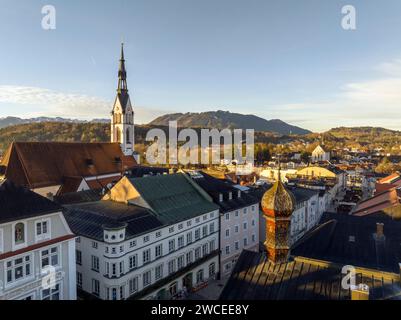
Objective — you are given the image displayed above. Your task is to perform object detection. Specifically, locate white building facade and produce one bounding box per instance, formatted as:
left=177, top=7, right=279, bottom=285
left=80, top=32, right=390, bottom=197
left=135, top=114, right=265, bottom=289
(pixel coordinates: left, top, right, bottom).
left=0, top=182, right=76, bottom=300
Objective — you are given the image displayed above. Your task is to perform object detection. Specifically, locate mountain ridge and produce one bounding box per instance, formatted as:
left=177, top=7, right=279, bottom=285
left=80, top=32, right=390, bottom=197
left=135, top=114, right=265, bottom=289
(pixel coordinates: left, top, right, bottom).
left=149, top=110, right=311, bottom=135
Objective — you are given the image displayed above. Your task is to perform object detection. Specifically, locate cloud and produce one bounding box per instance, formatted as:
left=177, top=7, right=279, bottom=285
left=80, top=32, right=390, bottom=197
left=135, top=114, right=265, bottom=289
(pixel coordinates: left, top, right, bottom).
left=0, top=85, right=110, bottom=119
left=262, top=58, right=401, bottom=132
left=0, top=85, right=170, bottom=123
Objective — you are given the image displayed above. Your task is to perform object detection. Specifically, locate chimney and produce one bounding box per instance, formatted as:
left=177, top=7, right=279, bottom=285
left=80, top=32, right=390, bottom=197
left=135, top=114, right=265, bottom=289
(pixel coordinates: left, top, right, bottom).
left=376, top=223, right=384, bottom=237
left=374, top=223, right=385, bottom=241
left=351, top=284, right=370, bottom=300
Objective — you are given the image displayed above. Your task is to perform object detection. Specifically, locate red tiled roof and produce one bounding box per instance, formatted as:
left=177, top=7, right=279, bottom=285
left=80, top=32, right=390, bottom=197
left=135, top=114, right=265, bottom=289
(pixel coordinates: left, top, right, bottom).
left=378, top=172, right=401, bottom=184
left=1, top=142, right=137, bottom=189
left=353, top=187, right=401, bottom=216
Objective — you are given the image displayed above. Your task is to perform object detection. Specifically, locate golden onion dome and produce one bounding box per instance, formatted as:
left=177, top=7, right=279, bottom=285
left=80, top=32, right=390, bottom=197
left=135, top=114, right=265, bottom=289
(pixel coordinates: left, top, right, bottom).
left=261, top=180, right=296, bottom=217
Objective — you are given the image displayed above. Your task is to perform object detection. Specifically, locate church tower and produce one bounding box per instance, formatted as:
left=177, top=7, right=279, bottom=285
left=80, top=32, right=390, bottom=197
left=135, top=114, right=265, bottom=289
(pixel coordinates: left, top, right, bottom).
left=111, top=43, right=135, bottom=156
left=261, top=172, right=295, bottom=264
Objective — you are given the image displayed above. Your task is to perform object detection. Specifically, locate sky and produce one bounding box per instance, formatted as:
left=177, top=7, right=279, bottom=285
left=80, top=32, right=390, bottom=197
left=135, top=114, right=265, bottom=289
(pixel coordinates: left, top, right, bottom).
left=1, top=0, right=401, bottom=132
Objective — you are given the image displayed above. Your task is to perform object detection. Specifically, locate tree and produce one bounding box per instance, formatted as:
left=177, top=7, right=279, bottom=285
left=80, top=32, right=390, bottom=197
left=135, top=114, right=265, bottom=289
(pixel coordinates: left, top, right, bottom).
left=300, top=151, right=311, bottom=164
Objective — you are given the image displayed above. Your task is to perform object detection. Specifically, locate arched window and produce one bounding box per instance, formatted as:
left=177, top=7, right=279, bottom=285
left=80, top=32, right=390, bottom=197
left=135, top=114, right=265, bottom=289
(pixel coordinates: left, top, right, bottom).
left=116, top=128, right=121, bottom=143
left=15, top=223, right=25, bottom=244
left=126, top=128, right=131, bottom=143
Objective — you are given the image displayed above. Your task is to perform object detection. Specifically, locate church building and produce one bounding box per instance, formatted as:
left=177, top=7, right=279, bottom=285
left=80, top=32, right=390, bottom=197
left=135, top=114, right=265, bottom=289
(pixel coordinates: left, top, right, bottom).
left=110, top=43, right=136, bottom=158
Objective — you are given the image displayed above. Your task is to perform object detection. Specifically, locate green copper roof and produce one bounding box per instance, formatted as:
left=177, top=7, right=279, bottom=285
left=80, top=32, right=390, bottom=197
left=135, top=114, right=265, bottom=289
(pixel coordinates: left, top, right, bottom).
left=128, top=173, right=219, bottom=224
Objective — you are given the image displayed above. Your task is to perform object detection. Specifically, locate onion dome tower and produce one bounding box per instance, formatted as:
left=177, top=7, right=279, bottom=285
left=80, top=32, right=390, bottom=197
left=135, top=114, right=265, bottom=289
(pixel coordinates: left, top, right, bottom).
left=261, top=171, right=295, bottom=264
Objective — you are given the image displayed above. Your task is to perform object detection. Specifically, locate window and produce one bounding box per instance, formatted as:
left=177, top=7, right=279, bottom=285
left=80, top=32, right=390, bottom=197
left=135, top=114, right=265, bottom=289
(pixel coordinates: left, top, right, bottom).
left=234, top=225, right=239, bottom=233
left=168, top=239, right=175, bottom=253
left=178, top=236, right=184, bottom=248
left=92, top=241, right=98, bottom=249
left=235, top=211, right=239, bottom=217
left=252, top=205, right=255, bottom=212
left=168, top=260, right=176, bottom=274
left=195, top=228, right=200, bottom=241
left=35, top=219, right=50, bottom=241
left=156, top=231, right=162, bottom=238
left=187, top=221, right=192, bottom=227
left=129, top=277, right=138, bottom=294
left=202, top=243, right=208, bottom=256
left=209, top=263, right=216, bottom=277
left=202, top=225, right=208, bottom=237
left=186, top=251, right=193, bottom=264
left=14, top=222, right=25, bottom=245
left=195, top=217, right=200, bottom=223
left=119, top=261, right=124, bottom=275
left=225, top=229, right=230, bottom=238
left=143, top=271, right=151, bottom=287
left=252, top=219, right=256, bottom=227
left=111, top=247, right=116, bottom=254
left=92, top=279, right=100, bottom=296
left=203, top=215, right=207, bottom=221
left=112, top=288, right=117, bottom=300
left=155, top=264, right=163, bottom=280
left=210, top=212, right=215, bottom=218
left=41, top=247, right=59, bottom=268
left=77, top=272, right=82, bottom=288
left=119, top=245, right=124, bottom=253
left=143, top=235, right=150, bottom=243
left=6, top=255, right=32, bottom=283
left=91, top=255, right=100, bottom=272
left=120, top=285, right=125, bottom=300
left=252, top=234, right=256, bottom=243
left=225, top=213, right=230, bottom=221
left=169, top=282, right=178, bottom=297
left=105, top=247, right=109, bottom=254
left=177, top=255, right=184, bottom=269
left=196, top=269, right=204, bottom=284
left=195, top=247, right=201, bottom=260
left=143, top=249, right=151, bottom=264
left=155, top=244, right=163, bottom=258
left=209, top=240, right=216, bottom=251
left=169, top=226, right=175, bottom=233
left=235, top=241, right=239, bottom=251
left=42, top=283, right=60, bottom=300
left=244, top=238, right=248, bottom=246
left=76, top=237, right=81, bottom=243
left=209, top=222, right=215, bottom=233
left=244, top=208, right=248, bottom=214
left=130, top=240, right=136, bottom=248
left=76, top=250, right=82, bottom=265
left=243, top=222, right=248, bottom=230
left=186, top=232, right=193, bottom=244
left=112, top=263, right=117, bottom=276
left=129, top=254, right=137, bottom=270
left=225, top=246, right=230, bottom=255
left=178, top=223, right=183, bottom=230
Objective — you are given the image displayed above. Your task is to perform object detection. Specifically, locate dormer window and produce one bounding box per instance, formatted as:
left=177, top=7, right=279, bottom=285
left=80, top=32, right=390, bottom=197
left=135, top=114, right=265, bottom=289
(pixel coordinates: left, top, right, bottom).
left=229, top=192, right=233, bottom=200
left=35, top=219, right=50, bottom=242
left=219, top=193, right=223, bottom=202
left=238, top=190, right=241, bottom=198
left=15, top=223, right=25, bottom=244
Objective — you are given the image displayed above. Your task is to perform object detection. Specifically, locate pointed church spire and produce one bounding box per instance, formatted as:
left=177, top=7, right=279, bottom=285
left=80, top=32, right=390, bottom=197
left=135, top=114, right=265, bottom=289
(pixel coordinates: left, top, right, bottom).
left=117, top=43, right=128, bottom=93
